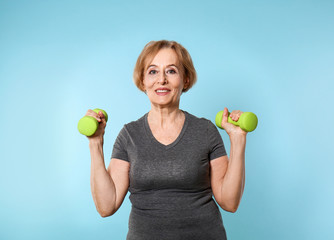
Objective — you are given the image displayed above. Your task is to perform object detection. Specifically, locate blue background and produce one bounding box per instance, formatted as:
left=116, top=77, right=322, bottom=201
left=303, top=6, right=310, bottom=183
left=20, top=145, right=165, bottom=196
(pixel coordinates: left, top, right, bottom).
left=1, top=0, right=333, bottom=239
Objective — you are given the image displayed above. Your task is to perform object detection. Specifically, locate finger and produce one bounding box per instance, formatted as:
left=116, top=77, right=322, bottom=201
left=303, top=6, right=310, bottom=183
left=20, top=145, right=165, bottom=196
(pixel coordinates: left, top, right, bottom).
left=98, top=112, right=107, bottom=125
left=235, top=110, right=242, bottom=121
left=95, top=111, right=102, bottom=122
left=86, top=109, right=96, bottom=115
left=222, top=107, right=229, bottom=123
left=230, top=110, right=235, bottom=119
left=86, top=109, right=102, bottom=122
left=101, top=118, right=107, bottom=126
left=230, top=111, right=234, bottom=121
left=236, top=110, right=242, bottom=120
left=230, top=110, right=241, bottom=121
left=99, top=112, right=106, bottom=121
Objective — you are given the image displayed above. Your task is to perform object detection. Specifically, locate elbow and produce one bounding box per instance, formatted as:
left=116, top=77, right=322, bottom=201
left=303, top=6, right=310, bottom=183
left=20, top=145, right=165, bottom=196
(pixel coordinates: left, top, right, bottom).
left=226, top=205, right=238, bottom=213
left=228, top=200, right=242, bottom=213
left=217, top=200, right=240, bottom=213
left=95, top=201, right=117, bottom=218
left=219, top=204, right=239, bottom=213
left=99, top=209, right=114, bottom=218
left=100, top=212, right=111, bottom=218
left=98, top=206, right=116, bottom=218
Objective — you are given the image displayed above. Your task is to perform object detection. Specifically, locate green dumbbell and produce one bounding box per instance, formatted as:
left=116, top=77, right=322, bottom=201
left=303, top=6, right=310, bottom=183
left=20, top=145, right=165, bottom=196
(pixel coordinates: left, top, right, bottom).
left=215, top=110, right=258, bottom=132
left=78, top=108, right=108, bottom=136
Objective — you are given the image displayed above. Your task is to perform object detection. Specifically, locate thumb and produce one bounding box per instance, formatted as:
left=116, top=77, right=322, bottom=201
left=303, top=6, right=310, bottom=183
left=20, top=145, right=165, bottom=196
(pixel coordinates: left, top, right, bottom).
left=98, top=111, right=107, bottom=125
left=222, top=107, right=229, bottom=123
left=98, top=111, right=105, bottom=119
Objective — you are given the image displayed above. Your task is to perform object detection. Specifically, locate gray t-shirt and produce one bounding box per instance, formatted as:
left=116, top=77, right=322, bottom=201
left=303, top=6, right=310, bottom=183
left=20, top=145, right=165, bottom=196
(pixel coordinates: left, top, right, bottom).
left=112, top=110, right=228, bottom=240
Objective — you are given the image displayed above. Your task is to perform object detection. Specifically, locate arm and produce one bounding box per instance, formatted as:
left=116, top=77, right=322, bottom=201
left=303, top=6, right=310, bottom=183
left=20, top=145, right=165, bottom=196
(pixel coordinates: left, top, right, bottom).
left=210, top=108, right=247, bottom=213
left=89, top=139, right=130, bottom=217
left=210, top=135, right=246, bottom=213
left=85, top=109, right=129, bottom=218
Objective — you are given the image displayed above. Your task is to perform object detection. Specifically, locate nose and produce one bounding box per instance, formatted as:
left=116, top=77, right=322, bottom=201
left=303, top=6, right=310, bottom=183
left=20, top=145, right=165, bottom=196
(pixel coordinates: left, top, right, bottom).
left=157, top=71, right=167, bottom=84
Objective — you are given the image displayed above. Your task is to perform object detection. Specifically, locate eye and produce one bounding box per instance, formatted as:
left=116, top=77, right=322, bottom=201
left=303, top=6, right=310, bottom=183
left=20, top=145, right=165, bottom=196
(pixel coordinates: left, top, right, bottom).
left=167, top=69, right=176, bottom=74
left=149, top=70, right=157, bottom=75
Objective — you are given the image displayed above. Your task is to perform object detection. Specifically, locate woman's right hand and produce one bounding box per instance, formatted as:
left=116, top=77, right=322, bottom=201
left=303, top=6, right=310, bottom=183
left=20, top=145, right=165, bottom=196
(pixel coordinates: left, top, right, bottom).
left=84, top=109, right=107, bottom=141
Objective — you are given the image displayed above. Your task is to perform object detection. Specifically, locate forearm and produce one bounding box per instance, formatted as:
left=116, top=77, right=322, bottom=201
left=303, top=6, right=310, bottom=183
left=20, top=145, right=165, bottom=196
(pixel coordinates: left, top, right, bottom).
left=220, top=135, right=246, bottom=211
left=89, top=139, right=116, bottom=217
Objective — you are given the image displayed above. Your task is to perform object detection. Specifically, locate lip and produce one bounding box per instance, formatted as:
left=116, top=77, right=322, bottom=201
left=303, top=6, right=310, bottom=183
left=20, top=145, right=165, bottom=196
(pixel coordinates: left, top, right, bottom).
left=155, top=87, right=171, bottom=91
left=155, top=88, right=171, bottom=96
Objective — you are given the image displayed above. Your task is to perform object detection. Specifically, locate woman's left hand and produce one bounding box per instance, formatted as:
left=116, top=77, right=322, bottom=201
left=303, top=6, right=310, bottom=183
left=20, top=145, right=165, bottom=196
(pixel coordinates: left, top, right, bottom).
left=220, top=107, right=247, bottom=138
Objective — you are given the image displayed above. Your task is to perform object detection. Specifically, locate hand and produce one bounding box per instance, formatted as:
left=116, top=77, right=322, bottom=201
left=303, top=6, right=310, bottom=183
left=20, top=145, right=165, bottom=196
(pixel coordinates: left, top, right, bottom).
left=84, top=109, right=107, bottom=141
left=220, top=107, right=247, bottom=137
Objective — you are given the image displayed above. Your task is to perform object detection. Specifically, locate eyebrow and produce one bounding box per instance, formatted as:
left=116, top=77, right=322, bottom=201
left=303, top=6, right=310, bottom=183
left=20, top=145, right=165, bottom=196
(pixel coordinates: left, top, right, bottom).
left=147, top=64, right=179, bottom=69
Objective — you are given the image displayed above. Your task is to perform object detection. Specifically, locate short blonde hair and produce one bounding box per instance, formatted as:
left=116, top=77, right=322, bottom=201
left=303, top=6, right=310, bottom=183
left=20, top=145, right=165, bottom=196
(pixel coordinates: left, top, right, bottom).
left=133, top=40, right=197, bottom=93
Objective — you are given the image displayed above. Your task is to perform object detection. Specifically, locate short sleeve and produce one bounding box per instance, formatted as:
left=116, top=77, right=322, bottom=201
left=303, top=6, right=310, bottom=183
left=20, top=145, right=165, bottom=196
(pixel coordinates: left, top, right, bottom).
left=207, top=120, right=227, bottom=160
left=111, top=125, right=129, bottom=162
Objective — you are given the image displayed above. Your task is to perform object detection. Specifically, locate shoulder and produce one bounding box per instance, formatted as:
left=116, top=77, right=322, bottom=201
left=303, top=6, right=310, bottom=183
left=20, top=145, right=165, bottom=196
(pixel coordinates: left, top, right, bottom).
left=183, top=110, right=214, bottom=129
left=122, top=112, right=147, bottom=134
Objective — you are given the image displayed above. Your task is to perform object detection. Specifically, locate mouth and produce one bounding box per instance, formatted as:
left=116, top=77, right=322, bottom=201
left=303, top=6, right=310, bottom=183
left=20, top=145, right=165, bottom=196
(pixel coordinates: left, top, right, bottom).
left=155, top=88, right=171, bottom=96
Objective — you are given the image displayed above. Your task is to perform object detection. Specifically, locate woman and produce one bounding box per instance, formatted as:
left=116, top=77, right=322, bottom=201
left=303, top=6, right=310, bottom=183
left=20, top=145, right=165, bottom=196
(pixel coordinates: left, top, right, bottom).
left=86, top=40, right=247, bottom=240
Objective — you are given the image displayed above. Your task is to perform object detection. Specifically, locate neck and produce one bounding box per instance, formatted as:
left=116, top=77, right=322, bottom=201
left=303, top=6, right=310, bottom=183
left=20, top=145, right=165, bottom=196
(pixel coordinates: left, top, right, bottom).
left=148, top=104, right=183, bottom=129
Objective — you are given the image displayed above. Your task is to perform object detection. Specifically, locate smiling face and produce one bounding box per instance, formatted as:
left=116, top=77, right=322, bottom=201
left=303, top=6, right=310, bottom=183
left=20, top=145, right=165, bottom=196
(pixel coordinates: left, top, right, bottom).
left=142, top=48, right=189, bottom=108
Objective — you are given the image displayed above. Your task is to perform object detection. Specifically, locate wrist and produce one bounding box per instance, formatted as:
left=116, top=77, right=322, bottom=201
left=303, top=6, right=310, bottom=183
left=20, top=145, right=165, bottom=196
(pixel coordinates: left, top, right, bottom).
left=229, top=133, right=247, bottom=143
left=89, top=138, right=104, bottom=147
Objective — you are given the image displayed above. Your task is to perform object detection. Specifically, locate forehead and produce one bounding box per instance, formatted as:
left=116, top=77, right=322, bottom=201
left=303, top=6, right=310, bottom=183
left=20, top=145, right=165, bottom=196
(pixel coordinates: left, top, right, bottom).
left=147, top=48, right=180, bottom=67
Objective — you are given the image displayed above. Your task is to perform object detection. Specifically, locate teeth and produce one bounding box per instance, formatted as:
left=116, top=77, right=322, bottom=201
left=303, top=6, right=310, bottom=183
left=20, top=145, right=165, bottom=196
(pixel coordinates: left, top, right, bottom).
left=156, top=90, right=169, bottom=92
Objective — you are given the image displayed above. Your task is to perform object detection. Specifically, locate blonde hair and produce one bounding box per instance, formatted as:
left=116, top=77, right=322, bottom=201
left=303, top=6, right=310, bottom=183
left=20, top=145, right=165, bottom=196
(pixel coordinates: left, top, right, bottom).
left=133, top=40, right=197, bottom=93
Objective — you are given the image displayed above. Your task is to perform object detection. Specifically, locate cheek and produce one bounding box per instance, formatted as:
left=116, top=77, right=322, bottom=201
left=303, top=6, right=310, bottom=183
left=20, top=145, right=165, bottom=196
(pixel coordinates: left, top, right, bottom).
left=143, top=77, right=154, bottom=89
left=175, top=78, right=185, bottom=90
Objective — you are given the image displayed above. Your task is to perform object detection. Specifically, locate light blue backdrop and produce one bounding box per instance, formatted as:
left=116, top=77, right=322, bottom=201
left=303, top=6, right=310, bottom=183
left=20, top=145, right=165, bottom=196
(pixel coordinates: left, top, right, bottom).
left=1, top=0, right=333, bottom=239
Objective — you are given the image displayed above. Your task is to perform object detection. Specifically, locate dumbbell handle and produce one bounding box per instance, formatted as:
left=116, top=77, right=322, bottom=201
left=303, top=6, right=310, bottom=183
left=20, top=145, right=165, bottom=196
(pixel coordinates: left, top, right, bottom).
left=78, top=108, right=108, bottom=136
left=215, top=111, right=258, bottom=132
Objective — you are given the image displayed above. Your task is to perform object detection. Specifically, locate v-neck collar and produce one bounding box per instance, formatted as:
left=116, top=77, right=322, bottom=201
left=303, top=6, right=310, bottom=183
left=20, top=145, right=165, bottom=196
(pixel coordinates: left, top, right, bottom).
left=144, top=110, right=189, bottom=150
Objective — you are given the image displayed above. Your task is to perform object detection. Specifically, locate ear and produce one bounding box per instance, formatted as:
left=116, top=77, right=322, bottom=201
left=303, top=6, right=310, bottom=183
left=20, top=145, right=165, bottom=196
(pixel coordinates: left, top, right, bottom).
left=183, top=78, right=190, bottom=90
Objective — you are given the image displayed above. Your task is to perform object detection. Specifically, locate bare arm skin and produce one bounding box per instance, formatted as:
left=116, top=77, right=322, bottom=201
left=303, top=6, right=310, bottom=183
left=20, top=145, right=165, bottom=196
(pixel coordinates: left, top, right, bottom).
left=210, top=108, right=247, bottom=213
left=89, top=140, right=130, bottom=217
left=85, top=109, right=130, bottom=217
